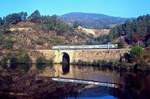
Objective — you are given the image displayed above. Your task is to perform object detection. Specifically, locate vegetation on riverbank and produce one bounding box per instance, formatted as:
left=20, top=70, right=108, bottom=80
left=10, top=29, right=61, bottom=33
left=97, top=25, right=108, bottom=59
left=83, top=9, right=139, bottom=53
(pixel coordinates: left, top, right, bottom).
left=0, top=50, right=53, bottom=71
left=0, top=50, right=31, bottom=66
left=36, top=56, right=53, bottom=70
left=110, top=15, right=150, bottom=47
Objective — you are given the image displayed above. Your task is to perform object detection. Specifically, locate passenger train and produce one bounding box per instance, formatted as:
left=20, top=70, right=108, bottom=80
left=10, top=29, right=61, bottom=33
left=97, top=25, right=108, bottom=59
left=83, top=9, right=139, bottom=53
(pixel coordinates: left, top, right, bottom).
left=52, top=44, right=118, bottom=50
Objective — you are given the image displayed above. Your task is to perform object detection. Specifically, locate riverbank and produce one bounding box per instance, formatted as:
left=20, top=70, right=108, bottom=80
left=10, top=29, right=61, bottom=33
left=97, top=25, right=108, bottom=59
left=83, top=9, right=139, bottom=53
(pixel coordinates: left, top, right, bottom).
left=0, top=69, right=85, bottom=99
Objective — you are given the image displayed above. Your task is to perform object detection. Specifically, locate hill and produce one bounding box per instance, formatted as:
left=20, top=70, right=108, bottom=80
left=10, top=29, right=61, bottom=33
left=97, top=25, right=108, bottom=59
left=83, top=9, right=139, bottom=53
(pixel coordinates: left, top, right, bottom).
left=60, top=12, right=128, bottom=29
left=0, top=11, right=93, bottom=50
left=109, top=14, right=150, bottom=47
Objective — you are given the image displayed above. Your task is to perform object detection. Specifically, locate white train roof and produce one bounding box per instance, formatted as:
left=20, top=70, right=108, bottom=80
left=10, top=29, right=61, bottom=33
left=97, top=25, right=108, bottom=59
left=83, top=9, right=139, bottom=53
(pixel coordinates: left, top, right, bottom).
left=52, top=44, right=118, bottom=49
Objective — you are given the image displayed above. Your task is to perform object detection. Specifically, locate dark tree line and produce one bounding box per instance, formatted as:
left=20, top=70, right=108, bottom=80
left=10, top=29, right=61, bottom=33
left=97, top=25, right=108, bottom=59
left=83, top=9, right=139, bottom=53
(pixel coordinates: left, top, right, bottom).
left=87, top=35, right=111, bottom=45
left=0, top=12, right=27, bottom=25
left=0, top=10, right=74, bottom=49
left=110, top=14, right=150, bottom=47
left=0, top=10, right=72, bottom=33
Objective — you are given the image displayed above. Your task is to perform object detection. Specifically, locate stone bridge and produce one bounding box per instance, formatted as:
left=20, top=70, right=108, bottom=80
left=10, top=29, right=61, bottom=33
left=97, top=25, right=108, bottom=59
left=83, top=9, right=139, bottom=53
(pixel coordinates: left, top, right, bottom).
left=34, top=45, right=130, bottom=64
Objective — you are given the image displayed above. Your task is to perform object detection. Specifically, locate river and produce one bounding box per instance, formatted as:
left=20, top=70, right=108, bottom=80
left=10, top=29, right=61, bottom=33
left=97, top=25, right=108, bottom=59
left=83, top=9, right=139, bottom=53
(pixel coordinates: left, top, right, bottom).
left=36, top=64, right=121, bottom=99
left=0, top=64, right=149, bottom=99
left=36, top=64, right=149, bottom=99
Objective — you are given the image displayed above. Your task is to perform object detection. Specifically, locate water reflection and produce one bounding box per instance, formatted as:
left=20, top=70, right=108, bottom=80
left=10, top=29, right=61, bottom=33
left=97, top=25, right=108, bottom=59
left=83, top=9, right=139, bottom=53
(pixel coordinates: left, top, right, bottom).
left=39, top=64, right=121, bottom=84
left=62, top=52, right=70, bottom=74
left=1, top=63, right=149, bottom=99
left=68, top=86, right=117, bottom=99
left=38, top=64, right=150, bottom=99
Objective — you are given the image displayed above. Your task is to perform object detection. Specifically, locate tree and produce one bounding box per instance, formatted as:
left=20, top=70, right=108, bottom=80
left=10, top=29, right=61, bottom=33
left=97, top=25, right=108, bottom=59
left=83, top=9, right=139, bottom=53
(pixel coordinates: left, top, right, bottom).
left=73, top=21, right=80, bottom=28
left=20, top=12, right=28, bottom=21
left=36, top=56, right=47, bottom=70
left=130, top=46, right=144, bottom=59
left=4, top=13, right=22, bottom=25
left=4, top=35, right=14, bottom=49
left=56, top=21, right=71, bottom=34
left=0, top=32, right=3, bottom=45
left=41, top=15, right=58, bottom=30
left=0, top=17, right=3, bottom=25
left=110, top=14, right=150, bottom=46
left=28, top=10, right=41, bottom=23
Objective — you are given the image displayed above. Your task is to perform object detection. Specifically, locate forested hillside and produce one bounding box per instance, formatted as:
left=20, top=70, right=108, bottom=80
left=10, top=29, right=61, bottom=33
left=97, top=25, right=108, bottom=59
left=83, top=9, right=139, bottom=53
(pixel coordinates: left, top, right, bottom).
left=0, top=10, right=92, bottom=50
left=110, top=14, right=150, bottom=47
left=1, top=10, right=149, bottom=49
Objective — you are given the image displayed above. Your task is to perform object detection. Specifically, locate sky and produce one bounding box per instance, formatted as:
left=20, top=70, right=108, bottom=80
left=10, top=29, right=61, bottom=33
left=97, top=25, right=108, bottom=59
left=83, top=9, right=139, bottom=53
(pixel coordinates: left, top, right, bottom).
left=0, top=0, right=150, bottom=18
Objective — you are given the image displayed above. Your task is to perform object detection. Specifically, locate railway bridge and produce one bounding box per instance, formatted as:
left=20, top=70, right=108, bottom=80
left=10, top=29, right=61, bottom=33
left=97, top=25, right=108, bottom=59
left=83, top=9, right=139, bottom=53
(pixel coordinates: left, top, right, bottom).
left=36, top=44, right=130, bottom=64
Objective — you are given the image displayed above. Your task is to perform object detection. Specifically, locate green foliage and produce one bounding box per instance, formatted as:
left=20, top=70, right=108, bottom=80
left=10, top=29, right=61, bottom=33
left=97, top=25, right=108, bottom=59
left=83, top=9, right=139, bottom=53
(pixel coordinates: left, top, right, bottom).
left=56, top=21, right=71, bottom=34
left=28, top=10, right=41, bottom=23
left=0, top=17, right=3, bottom=25
left=130, top=46, right=144, bottom=58
left=40, top=15, right=72, bottom=34
left=4, top=35, right=14, bottom=49
left=0, top=50, right=32, bottom=66
left=87, top=35, right=111, bottom=44
left=110, top=14, right=150, bottom=46
left=73, top=21, right=80, bottom=28
left=17, top=50, right=32, bottom=65
left=0, top=56, right=9, bottom=69
left=0, top=50, right=32, bottom=72
left=0, top=32, right=3, bottom=44
left=4, top=12, right=27, bottom=25
left=36, top=56, right=46, bottom=65
left=36, top=56, right=53, bottom=70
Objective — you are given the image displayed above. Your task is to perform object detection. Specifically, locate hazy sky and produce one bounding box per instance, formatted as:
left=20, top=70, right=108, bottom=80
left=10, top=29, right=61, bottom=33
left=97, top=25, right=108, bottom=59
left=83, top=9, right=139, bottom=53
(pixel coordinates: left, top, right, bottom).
left=0, top=0, right=150, bottom=18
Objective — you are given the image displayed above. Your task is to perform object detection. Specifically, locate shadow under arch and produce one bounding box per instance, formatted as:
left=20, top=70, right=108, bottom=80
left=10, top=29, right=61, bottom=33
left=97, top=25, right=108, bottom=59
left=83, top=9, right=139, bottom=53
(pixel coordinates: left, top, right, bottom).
left=62, top=52, right=70, bottom=74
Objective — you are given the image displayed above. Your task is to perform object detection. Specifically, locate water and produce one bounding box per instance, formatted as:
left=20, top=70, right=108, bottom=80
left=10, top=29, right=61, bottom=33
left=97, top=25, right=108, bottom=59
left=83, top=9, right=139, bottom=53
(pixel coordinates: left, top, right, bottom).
left=36, top=64, right=149, bottom=99
left=39, top=64, right=121, bottom=84
left=36, top=65, right=121, bottom=99
left=68, top=86, right=117, bottom=99
left=1, top=64, right=149, bottom=99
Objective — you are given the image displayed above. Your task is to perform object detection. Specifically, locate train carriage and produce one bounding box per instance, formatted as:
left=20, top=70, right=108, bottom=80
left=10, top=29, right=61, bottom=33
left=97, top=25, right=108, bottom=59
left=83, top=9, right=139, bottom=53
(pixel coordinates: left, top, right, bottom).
left=52, top=44, right=118, bottom=50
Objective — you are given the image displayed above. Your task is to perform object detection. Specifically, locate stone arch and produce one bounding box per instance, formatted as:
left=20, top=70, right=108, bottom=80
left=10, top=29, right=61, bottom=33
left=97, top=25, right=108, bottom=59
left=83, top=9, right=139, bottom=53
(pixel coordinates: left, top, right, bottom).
left=62, top=52, right=70, bottom=74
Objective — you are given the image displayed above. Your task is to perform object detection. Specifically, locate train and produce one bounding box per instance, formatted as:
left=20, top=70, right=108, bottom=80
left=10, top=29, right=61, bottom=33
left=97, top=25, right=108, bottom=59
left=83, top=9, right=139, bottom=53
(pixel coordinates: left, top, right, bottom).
left=52, top=44, right=118, bottom=50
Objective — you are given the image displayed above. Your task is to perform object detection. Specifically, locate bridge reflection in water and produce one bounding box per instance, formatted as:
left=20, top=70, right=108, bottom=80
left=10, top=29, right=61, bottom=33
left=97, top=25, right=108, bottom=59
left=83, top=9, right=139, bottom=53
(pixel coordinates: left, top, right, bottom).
left=52, top=77, right=119, bottom=88
left=39, top=64, right=122, bottom=86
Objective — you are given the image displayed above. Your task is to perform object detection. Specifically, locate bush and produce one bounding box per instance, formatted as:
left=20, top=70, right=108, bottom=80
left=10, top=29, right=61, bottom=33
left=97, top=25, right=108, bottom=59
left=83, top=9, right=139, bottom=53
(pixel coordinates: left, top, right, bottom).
left=0, top=32, right=3, bottom=45
left=0, top=56, right=9, bottom=69
left=0, top=50, right=32, bottom=70
left=36, top=57, right=46, bottom=66
left=17, top=50, right=32, bottom=65
left=130, top=46, right=144, bottom=59
left=36, top=56, right=53, bottom=70
left=4, top=35, right=14, bottom=49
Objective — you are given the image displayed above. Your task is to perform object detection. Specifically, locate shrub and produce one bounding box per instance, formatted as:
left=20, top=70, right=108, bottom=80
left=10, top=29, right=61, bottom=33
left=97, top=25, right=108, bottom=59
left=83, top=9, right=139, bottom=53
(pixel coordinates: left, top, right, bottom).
left=36, top=56, right=53, bottom=70
left=130, top=46, right=144, bottom=59
left=0, top=56, right=9, bottom=69
left=17, top=50, right=32, bottom=65
left=36, top=56, right=46, bottom=66
left=0, top=51, right=32, bottom=71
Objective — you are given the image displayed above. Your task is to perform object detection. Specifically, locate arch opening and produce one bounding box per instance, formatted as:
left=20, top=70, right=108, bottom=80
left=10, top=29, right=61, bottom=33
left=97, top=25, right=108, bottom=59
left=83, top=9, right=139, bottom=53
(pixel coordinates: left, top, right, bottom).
left=62, top=52, right=70, bottom=74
